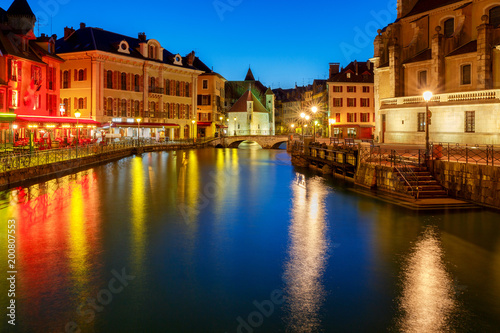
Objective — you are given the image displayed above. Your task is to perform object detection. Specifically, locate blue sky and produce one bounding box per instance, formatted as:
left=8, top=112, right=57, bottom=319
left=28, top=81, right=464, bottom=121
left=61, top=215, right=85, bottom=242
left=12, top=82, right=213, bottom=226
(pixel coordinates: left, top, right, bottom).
left=28, top=0, right=396, bottom=88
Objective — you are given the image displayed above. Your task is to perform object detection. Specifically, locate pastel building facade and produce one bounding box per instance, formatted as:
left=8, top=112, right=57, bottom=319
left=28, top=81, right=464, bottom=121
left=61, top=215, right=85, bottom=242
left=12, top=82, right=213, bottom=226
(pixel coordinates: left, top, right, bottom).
left=373, top=0, right=500, bottom=144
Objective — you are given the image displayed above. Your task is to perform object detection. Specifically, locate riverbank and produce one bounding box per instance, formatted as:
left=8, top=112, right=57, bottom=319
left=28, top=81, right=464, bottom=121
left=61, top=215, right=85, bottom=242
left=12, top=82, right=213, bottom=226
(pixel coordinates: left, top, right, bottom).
left=0, top=142, right=204, bottom=190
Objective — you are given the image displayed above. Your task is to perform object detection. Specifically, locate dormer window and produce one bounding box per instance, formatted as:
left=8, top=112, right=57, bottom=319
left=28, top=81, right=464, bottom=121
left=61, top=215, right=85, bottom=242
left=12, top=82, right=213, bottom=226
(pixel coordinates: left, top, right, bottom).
left=173, top=54, right=182, bottom=65
left=149, top=45, right=156, bottom=59
left=444, top=18, right=454, bottom=37
left=118, top=40, right=130, bottom=54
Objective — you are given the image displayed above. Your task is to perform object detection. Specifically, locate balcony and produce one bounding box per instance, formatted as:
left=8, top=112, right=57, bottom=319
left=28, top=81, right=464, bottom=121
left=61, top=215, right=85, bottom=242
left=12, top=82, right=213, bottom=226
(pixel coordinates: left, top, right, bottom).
left=381, top=89, right=500, bottom=108
left=148, top=87, right=164, bottom=97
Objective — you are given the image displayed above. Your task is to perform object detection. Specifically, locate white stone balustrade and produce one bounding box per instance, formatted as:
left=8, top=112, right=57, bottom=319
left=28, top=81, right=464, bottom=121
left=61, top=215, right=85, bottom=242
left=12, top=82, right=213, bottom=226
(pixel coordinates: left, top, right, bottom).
left=381, top=89, right=500, bottom=106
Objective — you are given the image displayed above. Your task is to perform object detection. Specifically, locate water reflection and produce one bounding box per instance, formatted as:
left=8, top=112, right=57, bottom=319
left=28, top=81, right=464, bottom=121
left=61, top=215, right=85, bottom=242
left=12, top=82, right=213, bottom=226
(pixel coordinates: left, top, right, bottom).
left=283, top=175, right=329, bottom=332
left=398, top=226, right=457, bottom=333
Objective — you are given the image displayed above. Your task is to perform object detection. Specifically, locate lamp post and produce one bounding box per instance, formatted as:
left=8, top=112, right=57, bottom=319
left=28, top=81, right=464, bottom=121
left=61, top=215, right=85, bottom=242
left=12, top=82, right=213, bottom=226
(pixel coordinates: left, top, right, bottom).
left=192, top=119, right=196, bottom=143
left=305, top=115, right=310, bottom=136
left=219, top=116, right=223, bottom=137
left=233, top=117, right=237, bottom=136
left=136, top=118, right=141, bottom=146
left=291, top=124, right=295, bottom=133
left=328, top=118, right=334, bottom=138
left=423, top=91, right=433, bottom=160
left=74, top=110, right=81, bottom=157
left=300, top=112, right=305, bottom=137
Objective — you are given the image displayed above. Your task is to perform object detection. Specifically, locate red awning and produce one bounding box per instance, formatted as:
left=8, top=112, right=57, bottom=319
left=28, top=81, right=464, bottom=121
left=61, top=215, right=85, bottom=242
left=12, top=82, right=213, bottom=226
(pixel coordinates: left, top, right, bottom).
left=15, top=115, right=101, bottom=126
left=113, top=122, right=180, bottom=128
left=197, top=122, right=212, bottom=127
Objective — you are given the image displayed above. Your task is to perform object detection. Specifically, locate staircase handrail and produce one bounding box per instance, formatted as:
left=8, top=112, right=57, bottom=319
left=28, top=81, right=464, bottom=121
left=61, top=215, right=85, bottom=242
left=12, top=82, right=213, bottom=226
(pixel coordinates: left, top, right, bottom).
left=392, top=150, right=419, bottom=199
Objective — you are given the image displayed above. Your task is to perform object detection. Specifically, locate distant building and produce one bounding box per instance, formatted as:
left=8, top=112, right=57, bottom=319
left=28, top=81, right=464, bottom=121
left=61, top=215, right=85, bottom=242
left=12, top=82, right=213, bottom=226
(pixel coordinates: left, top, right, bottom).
left=196, top=71, right=226, bottom=137
left=225, top=67, right=275, bottom=135
left=56, top=24, right=207, bottom=140
left=227, top=88, right=273, bottom=136
left=373, top=0, right=500, bottom=144
left=327, top=60, right=375, bottom=139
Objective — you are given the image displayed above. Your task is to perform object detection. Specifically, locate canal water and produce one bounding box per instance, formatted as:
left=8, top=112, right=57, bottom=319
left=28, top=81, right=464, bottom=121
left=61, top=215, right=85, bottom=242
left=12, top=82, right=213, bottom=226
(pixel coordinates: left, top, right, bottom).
left=1, top=147, right=499, bottom=332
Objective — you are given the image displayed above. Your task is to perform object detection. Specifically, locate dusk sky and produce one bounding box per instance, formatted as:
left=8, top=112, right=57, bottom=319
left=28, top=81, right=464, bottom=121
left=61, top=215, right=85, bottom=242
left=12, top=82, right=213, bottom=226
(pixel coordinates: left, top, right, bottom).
left=29, top=0, right=396, bottom=88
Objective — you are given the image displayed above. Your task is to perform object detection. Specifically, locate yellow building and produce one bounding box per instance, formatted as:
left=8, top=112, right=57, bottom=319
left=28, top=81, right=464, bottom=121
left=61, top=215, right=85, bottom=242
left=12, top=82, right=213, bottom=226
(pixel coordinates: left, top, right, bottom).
left=56, top=24, right=206, bottom=140
left=327, top=61, right=375, bottom=139
left=196, top=72, right=226, bottom=137
left=373, top=0, right=500, bottom=144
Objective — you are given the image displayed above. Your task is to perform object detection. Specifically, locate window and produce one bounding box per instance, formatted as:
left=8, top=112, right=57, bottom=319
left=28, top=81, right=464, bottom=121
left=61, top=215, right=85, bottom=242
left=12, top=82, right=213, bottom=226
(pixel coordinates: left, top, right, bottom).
left=0, top=91, right=4, bottom=110
left=347, top=86, right=356, bottom=93
left=418, top=112, right=425, bottom=132
left=121, top=73, right=127, bottom=90
left=9, top=60, right=19, bottom=82
left=360, top=113, right=370, bottom=122
left=32, top=66, right=42, bottom=85
left=347, top=113, right=356, bottom=122
left=107, top=97, right=113, bottom=116
left=150, top=77, right=156, bottom=91
left=347, top=73, right=351, bottom=79
left=78, top=98, right=84, bottom=109
left=48, top=67, right=55, bottom=90
left=10, top=90, right=18, bottom=108
left=461, top=64, right=471, bottom=85
left=185, top=82, right=190, bottom=97
left=347, top=98, right=356, bottom=107
left=78, top=69, right=85, bottom=81
left=135, top=75, right=140, bottom=92
left=63, top=98, right=70, bottom=116
left=176, top=81, right=180, bottom=96
left=202, top=80, right=208, bottom=89
left=444, top=18, right=454, bottom=37
left=335, top=113, right=341, bottom=123
left=361, top=98, right=370, bottom=107
left=121, top=99, right=127, bottom=117
left=333, top=86, right=342, bottom=93
left=362, top=86, right=370, bottom=93
left=165, top=80, right=170, bottom=95
left=134, top=101, right=140, bottom=117
left=63, top=70, right=70, bottom=89
left=490, top=6, right=500, bottom=27
left=149, top=45, right=156, bottom=59
left=106, top=71, right=113, bottom=89
left=418, top=70, right=427, bottom=88
left=333, top=98, right=343, bottom=107
left=465, top=111, right=475, bottom=133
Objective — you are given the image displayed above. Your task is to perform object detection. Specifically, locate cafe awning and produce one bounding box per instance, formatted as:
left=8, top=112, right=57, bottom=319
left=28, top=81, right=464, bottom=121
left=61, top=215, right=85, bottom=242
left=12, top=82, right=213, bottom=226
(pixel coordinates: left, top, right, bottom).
left=15, top=115, right=101, bottom=126
left=112, top=122, right=180, bottom=128
left=0, top=113, right=16, bottom=122
left=197, top=122, right=212, bottom=127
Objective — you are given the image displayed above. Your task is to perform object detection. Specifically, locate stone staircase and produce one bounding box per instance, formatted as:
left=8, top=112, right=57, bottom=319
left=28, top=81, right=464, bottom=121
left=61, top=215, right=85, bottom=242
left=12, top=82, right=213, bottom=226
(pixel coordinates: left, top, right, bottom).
left=396, top=166, right=448, bottom=199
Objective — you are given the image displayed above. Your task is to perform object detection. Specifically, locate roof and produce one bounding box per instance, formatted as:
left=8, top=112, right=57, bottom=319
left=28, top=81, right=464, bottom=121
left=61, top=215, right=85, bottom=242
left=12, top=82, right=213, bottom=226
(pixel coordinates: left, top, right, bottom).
left=7, top=0, right=34, bottom=17
left=328, top=60, right=374, bottom=83
left=0, top=29, right=46, bottom=64
left=265, top=87, right=274, bottom=95
left=245, top=67, right=255, bottom=81
left=228, top=90, right=269, bottom=113
left=56, top=27, right=210, bottom=71
left=402, top=48, right=432, bottom=64
left=446, top=40, right=477, bottom=57
left=402, top=0, right=464, bottom=19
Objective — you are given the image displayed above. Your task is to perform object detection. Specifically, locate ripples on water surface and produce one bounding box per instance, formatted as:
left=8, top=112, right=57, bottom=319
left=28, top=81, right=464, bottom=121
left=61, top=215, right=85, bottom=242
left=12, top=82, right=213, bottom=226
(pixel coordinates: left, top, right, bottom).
left=0, top=148, right=499, bottom=332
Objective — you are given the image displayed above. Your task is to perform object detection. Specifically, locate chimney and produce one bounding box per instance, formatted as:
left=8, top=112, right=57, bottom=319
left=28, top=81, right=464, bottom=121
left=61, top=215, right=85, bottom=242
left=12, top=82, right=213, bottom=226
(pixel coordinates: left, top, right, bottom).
left=354, top=60, right=358, bottom=75
left=186, top=51, right=195, bottom=66
left=80, top=22, right=86, bottom=29
left=138, top=32, right=146, bottom=41
left=329, top=63, right=340, bottom=78
left=366, top=60, right=372, bottom=71
left=64, top=27, right=75, bottom=40
left=40, top=33, right=45, bottom=38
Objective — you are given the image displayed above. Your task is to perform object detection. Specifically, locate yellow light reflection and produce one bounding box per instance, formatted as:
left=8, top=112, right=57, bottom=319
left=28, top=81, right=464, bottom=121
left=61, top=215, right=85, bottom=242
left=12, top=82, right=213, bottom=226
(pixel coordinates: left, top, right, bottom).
left=399, top=227, right=456, bottom=333
left=69, top=185, right=89, bottom=290
left=131, top=157, right=146, bottom=267
left=284, top=175, right=328, bottom=332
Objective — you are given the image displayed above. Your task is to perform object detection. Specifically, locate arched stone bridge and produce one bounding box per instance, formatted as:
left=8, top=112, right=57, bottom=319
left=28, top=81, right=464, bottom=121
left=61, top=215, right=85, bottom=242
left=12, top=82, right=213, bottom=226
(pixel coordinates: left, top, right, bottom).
left=207, top=135, right=289, bottom=149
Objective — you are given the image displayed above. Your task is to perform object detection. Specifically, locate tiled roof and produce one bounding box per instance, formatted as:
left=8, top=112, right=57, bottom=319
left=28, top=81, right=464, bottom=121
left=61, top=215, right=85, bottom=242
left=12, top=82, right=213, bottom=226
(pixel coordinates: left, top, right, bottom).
left=328, top=60, right=374, bottom=83
left=7, top=0, right=34, bottom=17
left=446, top=40, right=477, bottom=57
left=265, top=87, right=274, bottom=95
left=0, top=29, right=45, bottom=64
left=56, top=27, right=210, bottom=71
left=228, top=90, right=268, bottom=113
left=402, top=0, right=464, bottom=19
left=402, top=48, right=432, bottom=64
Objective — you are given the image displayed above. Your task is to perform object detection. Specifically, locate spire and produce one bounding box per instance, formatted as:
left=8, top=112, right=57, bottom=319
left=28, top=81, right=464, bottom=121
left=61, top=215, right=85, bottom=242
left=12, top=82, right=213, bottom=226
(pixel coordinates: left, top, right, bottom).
left=7, top=0, right=35, bottom=18
left=245, top=67, right=255, bottom=81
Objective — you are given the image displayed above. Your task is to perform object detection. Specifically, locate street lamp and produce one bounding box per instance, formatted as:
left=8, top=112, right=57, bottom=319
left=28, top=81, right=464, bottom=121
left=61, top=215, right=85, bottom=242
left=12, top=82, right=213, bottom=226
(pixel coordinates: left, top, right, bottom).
left=291, top=124, right=295, bottom=133
left=233, top=117, right=237, bottom=136
left=300, top=113, right=306, bottom=136
left=192, top=119, right=196, bottom=143
left=74, top=110, right=81, bottom=157
left=136, top=118, right=141, bottom=146
left=423, top=91, right=433, bottom=159
left=305, top=115, right=310, bottom=136
left=219, top=116, right=223, bottom=137
left=328, top=118, right=335, bottom=138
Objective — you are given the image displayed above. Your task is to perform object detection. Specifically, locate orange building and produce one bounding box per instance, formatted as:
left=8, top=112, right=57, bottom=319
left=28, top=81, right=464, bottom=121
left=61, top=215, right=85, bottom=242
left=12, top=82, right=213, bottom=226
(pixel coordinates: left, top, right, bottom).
left=327, top=60, right=375, bottom=139
left=0, top=0, right=86, bottom=147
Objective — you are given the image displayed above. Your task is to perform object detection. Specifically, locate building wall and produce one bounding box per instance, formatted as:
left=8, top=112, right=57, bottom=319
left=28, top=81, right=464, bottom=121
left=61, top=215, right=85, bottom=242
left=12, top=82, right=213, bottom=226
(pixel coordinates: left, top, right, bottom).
left=227, top=112, right=270, bottom=135
left=59, top=51, right=201, bottom=139
left=196, top=73, right=226, bottom=137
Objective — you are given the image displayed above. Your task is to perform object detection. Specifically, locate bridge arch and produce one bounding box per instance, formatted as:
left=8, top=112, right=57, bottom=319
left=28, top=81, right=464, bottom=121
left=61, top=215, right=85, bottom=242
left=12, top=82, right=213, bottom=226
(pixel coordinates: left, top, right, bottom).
left=271, top=141, right=288, bottom=149
left=228, top=140, right=245, bottom=148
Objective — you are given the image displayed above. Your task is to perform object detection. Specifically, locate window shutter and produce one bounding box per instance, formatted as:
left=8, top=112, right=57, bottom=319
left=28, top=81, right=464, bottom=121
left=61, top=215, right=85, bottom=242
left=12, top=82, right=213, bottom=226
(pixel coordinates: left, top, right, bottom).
left=341, top=98, right=343, bottom=107
left=68, top=72, right=71, bottom=88
left=354, top=113, right=357, bottom=122
left=127, top=99, right=131, bottom=117
left=103, top=70, right=107, bottom=88
left=139, top=75, right=144, bottom=92
left=113, top=98, right=118, bottom=116
left=140, top=101, right=143, bottom=113
left=74, top=97, right=77, bottom=110
left=84, top=97, right=87, bottom=109
left=60, top=70, right=62, bottom=87
left=103, top=97, right=107, bottom=111
left=74, top=69, right=77, bottom=81
left=114, top=71, right=119, bottom=89
left=208, top=95, right=211, bottom=105
left=84, top=68, right=87, bottom=81
left=18, top=64, right=22, bottom=82
left=127, top=74, right=131, bottom=91
left=367, top=113, right=370, bottom=122
left=197, top=95, right=202, bottom=105
left=7, top=59, right=12, bottom=80
left=367, top=99, right=370, bottom=107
